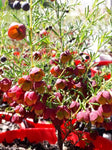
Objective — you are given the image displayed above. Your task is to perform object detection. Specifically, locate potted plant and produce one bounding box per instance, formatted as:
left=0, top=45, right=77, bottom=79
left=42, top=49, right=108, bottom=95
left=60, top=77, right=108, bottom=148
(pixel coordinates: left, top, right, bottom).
left=0, top=0, right=112, bottom=149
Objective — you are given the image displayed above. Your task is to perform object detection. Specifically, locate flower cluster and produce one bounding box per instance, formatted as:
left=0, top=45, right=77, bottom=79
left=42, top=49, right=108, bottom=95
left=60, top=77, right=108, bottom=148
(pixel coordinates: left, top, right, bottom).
left=0, top=48, right=111, bottom=131
left=76, top=90, right=112, bottom=130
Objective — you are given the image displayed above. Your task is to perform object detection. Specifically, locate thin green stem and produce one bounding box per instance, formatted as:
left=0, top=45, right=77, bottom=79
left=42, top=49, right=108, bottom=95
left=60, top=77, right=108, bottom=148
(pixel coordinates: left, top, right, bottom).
left=30, top=0, right=34, bottom=67
left=55, top=1, right=64, bottom=52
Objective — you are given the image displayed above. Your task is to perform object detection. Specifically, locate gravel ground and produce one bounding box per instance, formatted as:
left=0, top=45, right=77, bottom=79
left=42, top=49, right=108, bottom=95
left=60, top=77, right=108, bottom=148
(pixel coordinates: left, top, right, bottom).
left=0, top=119, right=20, bottom=132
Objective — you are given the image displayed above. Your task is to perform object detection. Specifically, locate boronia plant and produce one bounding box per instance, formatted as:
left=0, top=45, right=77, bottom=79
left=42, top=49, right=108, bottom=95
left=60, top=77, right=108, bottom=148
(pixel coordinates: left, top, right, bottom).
left=0, top=0, right=112, bottom=150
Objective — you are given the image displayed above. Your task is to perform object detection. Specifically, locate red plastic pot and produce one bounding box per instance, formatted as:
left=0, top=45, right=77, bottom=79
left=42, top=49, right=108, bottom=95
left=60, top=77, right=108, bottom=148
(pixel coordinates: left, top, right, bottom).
left=20, top=119, right=112, bottom=150
left=0, top=122, right=112, bottom=150
left=0, top=127, right=57, bottom=144
left=0, top=117, right=112, bottom=150
left=1, top=104, right=112, bottom=149
left=0, top=114, right=57, bottom=144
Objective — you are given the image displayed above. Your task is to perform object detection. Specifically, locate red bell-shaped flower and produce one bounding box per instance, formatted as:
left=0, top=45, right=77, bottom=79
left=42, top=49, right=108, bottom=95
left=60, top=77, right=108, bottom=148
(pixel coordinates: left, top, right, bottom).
left=8, top=22, right=26, bottom=40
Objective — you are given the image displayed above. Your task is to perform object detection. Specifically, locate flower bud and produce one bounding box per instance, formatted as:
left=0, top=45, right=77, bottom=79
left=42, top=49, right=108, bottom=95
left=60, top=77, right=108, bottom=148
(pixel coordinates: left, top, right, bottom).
left=0, top=78, right=12, bottom=92
left=24, top=91, right=39, bottom=106
left=56, top=106, right=70, bottom=120
left=18, top=75, right=32, bottom=91
left=29, top=67, right=45, bottom=82
left=60, top=50, right=72, bottom=64
left=8, top=22, right=26, bottom=40
left=55, top=79, right=66, bottom=90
